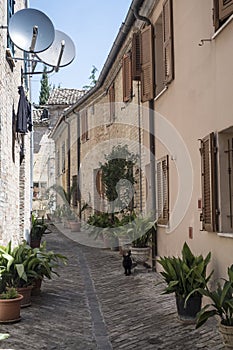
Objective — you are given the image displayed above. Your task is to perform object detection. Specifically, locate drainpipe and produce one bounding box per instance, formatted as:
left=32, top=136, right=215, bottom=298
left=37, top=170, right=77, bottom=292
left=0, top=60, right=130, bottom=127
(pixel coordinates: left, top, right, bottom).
left=64, top=119, right=71, bottom=204
left=137, top=81, right=143, bottom=213
left=73, top=110, right=81, bottom=218
left=133, top=5, right=157, bottom=271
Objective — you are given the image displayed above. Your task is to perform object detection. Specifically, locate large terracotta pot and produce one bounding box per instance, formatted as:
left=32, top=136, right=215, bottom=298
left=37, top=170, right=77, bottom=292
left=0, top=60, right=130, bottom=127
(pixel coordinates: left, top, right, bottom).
left=0, top=294, right=23, bottom=323
left=17, top=285, right=33, bottom=307
left=175, top=293, right=202, bottom=323
left=219, top=322, right=233, bottom=348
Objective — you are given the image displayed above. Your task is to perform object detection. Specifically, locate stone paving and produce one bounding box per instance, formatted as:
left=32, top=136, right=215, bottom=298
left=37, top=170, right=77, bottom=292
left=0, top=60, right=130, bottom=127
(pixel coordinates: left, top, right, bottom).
left=0, top=224, right=224, bottom=350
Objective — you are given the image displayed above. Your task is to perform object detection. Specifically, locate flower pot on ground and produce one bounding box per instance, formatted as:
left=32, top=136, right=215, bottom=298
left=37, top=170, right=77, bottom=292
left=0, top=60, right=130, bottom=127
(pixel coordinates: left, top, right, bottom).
left=17, top=285, right=33, bottom=307
left=195, top=264, right=233, bottom=348
left=119, top=215, right=155, bottom=264
left=157, top=242, right=212, bottom=323
left=30, top=214, right=51, bottom=248
left=0, top=288, right=23, bottom=323
left=69, top=220, right=81, bottom=232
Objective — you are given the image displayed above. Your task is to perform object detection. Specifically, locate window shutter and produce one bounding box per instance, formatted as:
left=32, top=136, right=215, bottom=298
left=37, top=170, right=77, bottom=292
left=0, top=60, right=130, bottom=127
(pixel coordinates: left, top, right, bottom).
left=141, top=25, right=154, bottom=102
left=163, top=0, right=174, bottom=84
left=132, top=32, right=141, bottom=81
left=109, top=83, right=115, bottom=122
left=200, top=133, right=218, bottom=232
left=122, top=52, right=132, bottom=102
left=157, top=155, right=169, bottom=225
left=219, top=0, right=233, bottom=21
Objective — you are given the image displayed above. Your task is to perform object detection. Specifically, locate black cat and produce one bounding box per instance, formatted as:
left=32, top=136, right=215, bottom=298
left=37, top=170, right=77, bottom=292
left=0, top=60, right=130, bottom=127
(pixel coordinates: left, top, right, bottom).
left=122, top=250, right=133, bottom=276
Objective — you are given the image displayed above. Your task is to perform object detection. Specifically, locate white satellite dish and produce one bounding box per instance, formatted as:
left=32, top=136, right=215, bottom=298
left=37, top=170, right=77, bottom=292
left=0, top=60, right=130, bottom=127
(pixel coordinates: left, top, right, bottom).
left=8, top=8, right=55, bottom=53
left=36, top=30, right=76, bottom=70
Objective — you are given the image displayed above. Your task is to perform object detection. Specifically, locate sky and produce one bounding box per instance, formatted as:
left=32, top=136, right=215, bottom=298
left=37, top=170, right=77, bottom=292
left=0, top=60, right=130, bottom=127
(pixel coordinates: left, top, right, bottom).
left=29, top=0, right=132, bottom=103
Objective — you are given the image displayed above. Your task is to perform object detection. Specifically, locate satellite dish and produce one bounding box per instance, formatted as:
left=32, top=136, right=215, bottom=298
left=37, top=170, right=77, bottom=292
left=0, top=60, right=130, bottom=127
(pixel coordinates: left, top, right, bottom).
left=8, top=8, right=55, bottom=53
left=36, top=30, right=76, bottom=70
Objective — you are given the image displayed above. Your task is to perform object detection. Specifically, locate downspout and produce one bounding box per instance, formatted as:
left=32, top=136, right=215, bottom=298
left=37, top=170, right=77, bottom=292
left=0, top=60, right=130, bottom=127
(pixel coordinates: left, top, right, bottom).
left=64, top=119, right=71, bottom=204
left=133, top=5, right=157, bottom=271
left=73, top=110, right=81, bottom=219
left=137, top=81, right=143, bottom=213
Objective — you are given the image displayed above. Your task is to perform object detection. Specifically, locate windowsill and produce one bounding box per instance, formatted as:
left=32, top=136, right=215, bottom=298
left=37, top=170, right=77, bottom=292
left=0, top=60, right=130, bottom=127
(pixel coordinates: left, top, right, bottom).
left=212, top=14, right=233, bottom=40
left=154, top=86, right=168, bottom=101
left=217, top=232, right=233, bottom=239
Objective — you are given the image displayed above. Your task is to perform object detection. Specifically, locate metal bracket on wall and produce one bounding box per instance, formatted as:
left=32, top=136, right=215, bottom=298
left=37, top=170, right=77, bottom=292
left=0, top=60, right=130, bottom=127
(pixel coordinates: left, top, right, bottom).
left=198, top=38, right=212, bottom=46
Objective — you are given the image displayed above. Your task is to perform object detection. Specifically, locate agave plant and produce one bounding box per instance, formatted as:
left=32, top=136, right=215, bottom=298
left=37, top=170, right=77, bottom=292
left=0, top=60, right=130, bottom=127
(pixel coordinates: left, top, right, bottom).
left=157, top=242, right=213, bottom=299
left=196, top=264, right=233, bottom=328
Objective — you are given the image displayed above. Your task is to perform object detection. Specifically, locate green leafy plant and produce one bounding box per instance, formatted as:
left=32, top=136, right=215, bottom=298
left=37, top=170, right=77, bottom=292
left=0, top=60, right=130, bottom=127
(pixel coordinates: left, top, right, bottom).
left=30, top=214, right=50, bottom=241
left=117, top=215, right=154, bottom=247
left=157, top=242, right=213, bottom=299
left=196, top=264, right=233, bottom=328
left=0, top=287, right=19, bottom=299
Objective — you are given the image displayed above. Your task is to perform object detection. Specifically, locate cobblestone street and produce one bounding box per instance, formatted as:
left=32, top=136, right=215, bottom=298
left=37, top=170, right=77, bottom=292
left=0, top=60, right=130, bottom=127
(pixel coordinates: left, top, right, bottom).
left=0, top=225, right=224, bottom=350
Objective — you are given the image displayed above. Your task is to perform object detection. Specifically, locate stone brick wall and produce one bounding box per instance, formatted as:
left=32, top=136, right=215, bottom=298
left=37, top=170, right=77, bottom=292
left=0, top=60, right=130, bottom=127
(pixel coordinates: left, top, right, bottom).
left=0, top=1, right=32, bottom=244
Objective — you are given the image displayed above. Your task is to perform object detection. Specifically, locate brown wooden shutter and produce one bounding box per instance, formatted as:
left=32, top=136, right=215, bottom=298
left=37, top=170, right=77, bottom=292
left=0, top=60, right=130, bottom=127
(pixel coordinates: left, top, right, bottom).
left=141, top=25, right=154, bottom=102
left=109, top=83, right=115, bottom=122
left=157, top=155, right=169, bottom=225
left=200, top=133, right=218, bottom=232
left=122, top=52, right=132, bottom=102
left=219, top=0, right=233, bottom=21
left=163, top=0, right=174, bottom=84
left=132, top=32, right=141, bottom=81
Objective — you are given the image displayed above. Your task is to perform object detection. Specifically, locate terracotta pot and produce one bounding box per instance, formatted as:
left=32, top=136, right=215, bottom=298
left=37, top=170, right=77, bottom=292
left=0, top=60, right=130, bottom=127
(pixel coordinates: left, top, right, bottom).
left=131, top=246, right=151, bottom=264
left=31, top=278, right=42, bottom=296
left=17, top=285, right=33, bottom=308
left=0, top=294, right=23, bottom=323
left=219, top=322, right=233, bottom=348
left=30, top=238, right=41, bottom=248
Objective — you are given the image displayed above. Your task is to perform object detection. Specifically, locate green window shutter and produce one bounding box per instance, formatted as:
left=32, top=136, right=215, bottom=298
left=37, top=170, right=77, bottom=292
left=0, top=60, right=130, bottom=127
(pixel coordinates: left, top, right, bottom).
left=163, top=0, right=174, bottom=84
left=132, top=32, right=141, bottom=81
left=141, top=25, right=154, bottom=102
left=122, top=52, right=132, bottom=102
left=200, top=133, right=218, bottom=232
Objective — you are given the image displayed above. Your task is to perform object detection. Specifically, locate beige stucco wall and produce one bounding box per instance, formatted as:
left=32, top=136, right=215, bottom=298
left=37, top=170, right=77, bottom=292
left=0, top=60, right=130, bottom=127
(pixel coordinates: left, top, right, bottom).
left=149, top=0, right=233, bottom=278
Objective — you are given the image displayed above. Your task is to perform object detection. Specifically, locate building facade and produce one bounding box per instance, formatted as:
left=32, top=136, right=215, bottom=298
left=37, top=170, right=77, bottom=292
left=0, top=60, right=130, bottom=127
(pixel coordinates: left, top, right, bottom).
left=51, top=0, right=233, bottom=278
left=0, top=0, right=32, bottom=244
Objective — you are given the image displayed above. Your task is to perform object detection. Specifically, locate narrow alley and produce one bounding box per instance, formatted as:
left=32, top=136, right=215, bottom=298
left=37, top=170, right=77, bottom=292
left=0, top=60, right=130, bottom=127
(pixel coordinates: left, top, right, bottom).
left=0, top=225, right=224, bottom=350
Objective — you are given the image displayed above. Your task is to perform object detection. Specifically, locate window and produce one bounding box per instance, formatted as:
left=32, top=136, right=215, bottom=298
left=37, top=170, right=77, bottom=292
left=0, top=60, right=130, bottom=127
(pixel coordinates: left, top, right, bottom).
left=80, top=109, right=89, bottom=142
left=56, top=149, right=60, bottom=177
left=122, top=52, right=132, bottom=102
left=132, top=32, right=141, bottom=81
left=214, top=0, right=233, bottom=30
left=200, top=128, right=233, bottom=233
left=109, top=83, right=115, bottom=123
left=93, top=169, right=104, bottom=212
left=7, top=0, right=14, bottom=55
left=156, top=155, right=169, bottom=225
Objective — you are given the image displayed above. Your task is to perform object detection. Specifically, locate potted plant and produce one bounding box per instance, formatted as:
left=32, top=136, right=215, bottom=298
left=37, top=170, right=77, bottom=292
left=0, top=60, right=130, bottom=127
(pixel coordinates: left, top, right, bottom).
left=120, top=216, right=155, bottom=264
left=0, top=287, right=23, bottom=323
left=30, top=214, right=51, bottom=248
left=0, top=241, right=40, bottom=307
left=30, top=242, right=68, bottom=295
left=157, top=242, right=212, bottom=322
left=195, top=264, right=233, bottom=348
